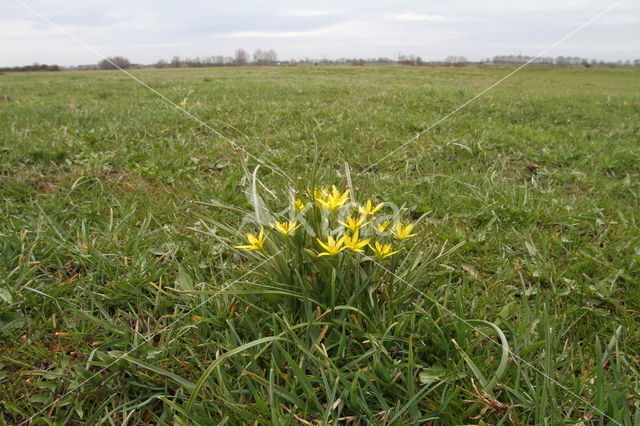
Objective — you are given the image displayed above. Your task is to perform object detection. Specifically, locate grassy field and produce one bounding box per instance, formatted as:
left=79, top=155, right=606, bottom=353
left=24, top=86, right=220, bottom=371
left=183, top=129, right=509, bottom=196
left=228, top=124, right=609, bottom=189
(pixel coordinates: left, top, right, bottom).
left=1, top=65, right=639, bottom=424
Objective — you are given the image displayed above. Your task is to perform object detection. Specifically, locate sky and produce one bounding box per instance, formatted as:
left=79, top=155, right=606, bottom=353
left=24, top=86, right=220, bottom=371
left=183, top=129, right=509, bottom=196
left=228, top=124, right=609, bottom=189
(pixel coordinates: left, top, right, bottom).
left=1, top=0, right=639, bottom=67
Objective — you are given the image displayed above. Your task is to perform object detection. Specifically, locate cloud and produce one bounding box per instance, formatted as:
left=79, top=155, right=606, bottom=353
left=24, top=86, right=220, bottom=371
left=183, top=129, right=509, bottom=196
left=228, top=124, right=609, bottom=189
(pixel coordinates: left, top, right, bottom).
left=217, top=28, right=331, bottom=38
left=388, top=12, right=447, bottom=21
left=279, top=10, right=338, bottom=17
left=0, top=18, right=57, bottom=37
left=611, top=16, right=640, bottom=23
left=1, top=0, right=639, bottom=66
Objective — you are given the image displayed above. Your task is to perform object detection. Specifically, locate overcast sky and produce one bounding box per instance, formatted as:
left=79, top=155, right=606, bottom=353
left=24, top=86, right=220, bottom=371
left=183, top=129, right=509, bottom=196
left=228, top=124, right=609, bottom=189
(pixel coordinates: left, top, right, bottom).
left=2, top=0, right=639, bottom=67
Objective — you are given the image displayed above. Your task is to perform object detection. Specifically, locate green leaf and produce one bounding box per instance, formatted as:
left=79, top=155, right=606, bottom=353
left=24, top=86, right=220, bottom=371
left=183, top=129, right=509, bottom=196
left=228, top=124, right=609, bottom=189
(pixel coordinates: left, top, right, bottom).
left=525, top=240, right=539, bottom=257
left=34, top=381, right=57, bottom=392
left=419, top=367, right=449, bottom=385
left=29, top=394, right=51, bottom=403
left=497, top=301, right=518, bottom=323
left=75, top=399, right=84, bottom=419
left=0, top=288, right=13, bottom=304
left=176, top=266, right=194, bottom=291
left=0, top=312, right=26, bottom=333
left=122, top=355, right=196, bottom=390
left=461, top=263, right=480, bottom=279
left=453, top=339, right=488, bottom=389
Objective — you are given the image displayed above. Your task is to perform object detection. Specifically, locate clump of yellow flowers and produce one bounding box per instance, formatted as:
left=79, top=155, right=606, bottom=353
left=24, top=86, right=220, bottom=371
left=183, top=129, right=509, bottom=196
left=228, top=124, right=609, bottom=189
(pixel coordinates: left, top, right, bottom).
left=235, top=185, right=417, bottom=260
left=228, top=183, right=422, bottom=314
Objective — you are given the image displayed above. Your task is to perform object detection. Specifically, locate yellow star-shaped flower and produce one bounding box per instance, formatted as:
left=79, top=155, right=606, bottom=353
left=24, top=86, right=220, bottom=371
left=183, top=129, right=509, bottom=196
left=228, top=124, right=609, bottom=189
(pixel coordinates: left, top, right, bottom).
left=369, top=241, right=400, bottom=260
left=314, top=186, right=329, bottom=201
left=272, top=221, right=300, bottom=236
left=316, top=186, right=350, bottom=211
left=293, top=199, right=305, bottom=212
left=359, top=199, right=383, bottom=217
left=343, top=231, right=370, bottom=253
left=375, top=220, right=391, bottom=233
left=392, top=221, right=418, bottom=240
left=316, top=235, right=346, bottom=257
left=234, top=228, right=266, bottom=251
left=339, top=216, right=370, bottom=233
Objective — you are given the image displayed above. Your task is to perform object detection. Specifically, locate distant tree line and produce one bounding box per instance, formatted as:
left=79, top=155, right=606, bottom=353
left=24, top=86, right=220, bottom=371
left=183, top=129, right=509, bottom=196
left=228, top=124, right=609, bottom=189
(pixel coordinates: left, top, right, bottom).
left=5, top=52, right=640, bottom=72
left=488, top=55, right=640, bottom=67
left=397, top=55, right=423, bottom=66
left=143, top=51, right=640, bottom=69
left=98, top=56, right=132, bottom=70
left=0, top=63, right=60, bottom=72
left=151, top=48, right=279, bottom=68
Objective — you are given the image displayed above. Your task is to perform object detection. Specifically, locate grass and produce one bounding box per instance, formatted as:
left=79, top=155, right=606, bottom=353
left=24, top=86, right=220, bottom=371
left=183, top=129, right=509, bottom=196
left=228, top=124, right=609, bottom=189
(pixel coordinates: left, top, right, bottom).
left=0, top=65, right=639, bottom=424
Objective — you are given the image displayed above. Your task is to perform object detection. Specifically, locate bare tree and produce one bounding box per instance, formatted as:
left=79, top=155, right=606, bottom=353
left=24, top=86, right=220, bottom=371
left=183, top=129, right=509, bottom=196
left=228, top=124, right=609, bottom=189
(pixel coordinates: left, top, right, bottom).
left=444, top=56, right=467, bottom=67
left=265, top=49, right=277, bottom=65
left=253, top=49, right=277, bottom=65
left=234, top=48, right=249, bottom=66
left=98, top=56, right=131, bottom=70
left=171, top=56, right=182, bottom=68
left=397, top=54, right=421, bottom=66
left=253, top=49, right=264, bottom=64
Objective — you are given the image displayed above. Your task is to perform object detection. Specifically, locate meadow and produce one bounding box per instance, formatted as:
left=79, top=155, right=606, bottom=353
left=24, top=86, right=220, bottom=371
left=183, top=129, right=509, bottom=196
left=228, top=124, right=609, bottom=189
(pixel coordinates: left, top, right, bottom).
left=1, top=65, right=639, bottom=424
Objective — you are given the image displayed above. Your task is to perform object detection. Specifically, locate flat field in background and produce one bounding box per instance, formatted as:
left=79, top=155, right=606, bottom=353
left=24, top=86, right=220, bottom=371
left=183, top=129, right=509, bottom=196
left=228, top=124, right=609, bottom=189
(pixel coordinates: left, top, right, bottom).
left=1, top=66, right=639, bottom=424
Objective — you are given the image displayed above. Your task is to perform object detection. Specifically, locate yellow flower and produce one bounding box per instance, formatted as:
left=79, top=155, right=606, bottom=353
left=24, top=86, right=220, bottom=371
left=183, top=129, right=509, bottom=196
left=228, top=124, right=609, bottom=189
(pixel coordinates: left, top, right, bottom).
left=375, top=220, right=391, bottom=233
left=359, top=199, right=383, bottom=217
left=392, top=221, right=418, bottom=240
left=234, top=228, right=266, bottom=251
left=316, top=235, right=346, bottom=257
left=369, top=241, right=400, bottom=260
left=316, top=186, right=350, bottom=211
left=343, top=231, right=370, bottom=253
left=339, top=216, right=370, bottom=232
left=273, top=221, right=300, bottom=236
left=179, top=99, right=187, bottom=107
left=293, top=199, right=305, bottom=212
left=314, top=186, right=329, bottom=201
